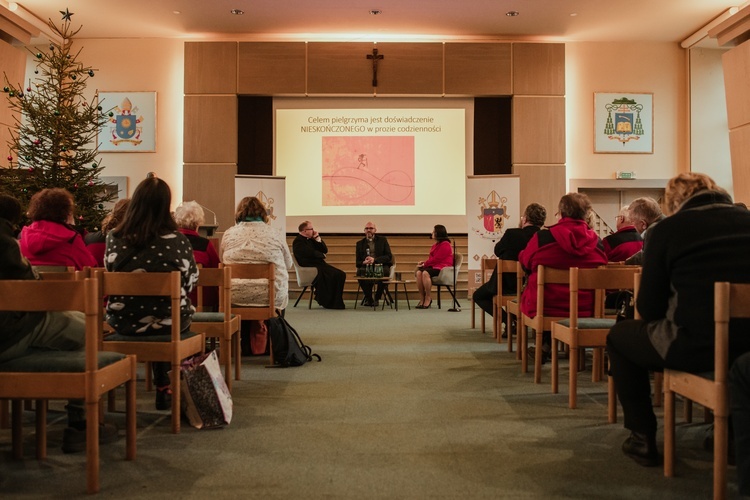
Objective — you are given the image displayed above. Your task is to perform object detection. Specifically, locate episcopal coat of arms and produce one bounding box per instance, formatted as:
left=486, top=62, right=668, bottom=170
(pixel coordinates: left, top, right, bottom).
left=478, top=191, right=509, bottom=235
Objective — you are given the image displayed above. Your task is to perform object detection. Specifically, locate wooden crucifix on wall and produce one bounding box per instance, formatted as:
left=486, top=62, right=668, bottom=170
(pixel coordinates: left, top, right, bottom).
left=367, top=48, right=384, bottom=87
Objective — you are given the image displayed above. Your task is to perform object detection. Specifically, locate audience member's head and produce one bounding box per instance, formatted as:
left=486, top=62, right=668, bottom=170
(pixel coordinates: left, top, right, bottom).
left=615, top=206, right=632, bottom=230
left=735, top=201, right=748, bottom=210
left=113, top=177, right=176, bottom=246
left=174, top=200, right=205, bottom=230
left=628, top=197, right=663, bottom=234
left=27, top=188, right=74, bottom=224
left=558, top=192, right=592, bottom=221
left=0, top=192, right=22, bottom=225
left=235, top=196, right=268, bottom=224
left=523, top=203, right=547, bottom=227
left=100, top=198, right=130, bottom=235
left=433, top=224, right=449, bottom=242
left=664, top=172, right=719, bottom=216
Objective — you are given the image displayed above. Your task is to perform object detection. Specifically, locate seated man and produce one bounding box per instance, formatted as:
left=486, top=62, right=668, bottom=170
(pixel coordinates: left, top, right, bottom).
left=292, top=220, right=346, bottom=309
left=0, top=193, right=117, bottom=453
left=355, top=221, right=393, bottom=307
left=473, top=203, right=546, bottom=334
left=603, top=206, right=643, bottom=262
left=624, top=197, right=664, bottom=265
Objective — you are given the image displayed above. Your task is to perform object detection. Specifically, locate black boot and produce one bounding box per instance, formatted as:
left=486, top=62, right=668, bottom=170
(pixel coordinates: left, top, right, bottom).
left=622, top=431, right=659, bottom=467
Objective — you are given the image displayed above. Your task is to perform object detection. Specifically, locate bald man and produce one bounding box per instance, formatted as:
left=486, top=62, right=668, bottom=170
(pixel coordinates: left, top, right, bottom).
left=355, top=221, right=393, bottom=307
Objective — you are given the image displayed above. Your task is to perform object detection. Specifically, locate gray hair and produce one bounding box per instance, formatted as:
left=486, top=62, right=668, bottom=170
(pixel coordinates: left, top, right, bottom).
left=174, top=200, right=205, bottom=230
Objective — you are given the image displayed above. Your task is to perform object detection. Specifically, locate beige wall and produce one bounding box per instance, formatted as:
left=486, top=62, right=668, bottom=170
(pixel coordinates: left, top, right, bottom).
left=0, top=41, right=27, bottom=167
left=565, top=42, right=687, bottom=187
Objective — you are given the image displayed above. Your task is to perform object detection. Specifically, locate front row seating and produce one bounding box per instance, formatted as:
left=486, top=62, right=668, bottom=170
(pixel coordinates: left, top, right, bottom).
left=0, top=277, right=137, bottom=494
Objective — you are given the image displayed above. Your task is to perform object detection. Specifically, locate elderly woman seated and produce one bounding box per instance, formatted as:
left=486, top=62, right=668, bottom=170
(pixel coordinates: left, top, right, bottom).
left=174, top=201, right=220, bottom=309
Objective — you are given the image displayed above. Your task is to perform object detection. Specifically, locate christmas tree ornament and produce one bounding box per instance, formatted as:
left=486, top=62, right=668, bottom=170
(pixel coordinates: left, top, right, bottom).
left=3, top=86, right=8, bottom=92
left=92, top=162, right=98, bottom=168
left=26, top=87, right=31, bottom=92
left=17, top=92, right=23, bottom=98
left=8, top=91, right=14, bottom=97
left=97, top=106, right=102, bottom=111
left=71, top=74, right=76, bottom=80
left=88, top=181, right=94, bottom=186
left=50, top=44, right=55, bottom=51
left=98, top=204, right=104, bottom=209
left=36, top=53, right=42, bottom=59
left=88, top=70, right=94, bottom=77
left=108, top=112, right=113, bottom=117
left=78, top=215, right=83, bottom=221
left=34, top=70, right=38, bottom=74
left=54, top=110, right=60, bottom=116
left=60, top=9, right=73, bottom=21
left=7, top=155, right=12, bottom=161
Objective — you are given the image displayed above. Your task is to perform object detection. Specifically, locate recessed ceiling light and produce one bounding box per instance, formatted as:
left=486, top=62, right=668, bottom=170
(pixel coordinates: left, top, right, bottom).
left=570, top=12, right=578, bottom=17
left=173, top=10, right=181, bottom=15
left=506, top=11, right=519, bottom=17
left=369, top=10, right=382, bottom=16
left=8, top=2, right=18, bottom=11
left=230, top=9, right=244, bottom=15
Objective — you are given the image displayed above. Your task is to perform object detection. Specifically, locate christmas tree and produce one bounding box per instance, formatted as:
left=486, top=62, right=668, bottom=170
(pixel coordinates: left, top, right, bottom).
left=1, top=8, right=114, bottom=231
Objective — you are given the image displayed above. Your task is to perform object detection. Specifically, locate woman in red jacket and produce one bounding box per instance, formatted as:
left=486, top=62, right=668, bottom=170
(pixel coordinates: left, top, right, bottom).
left=518, top=193, right=608, bottom=359
left=415, top=224, right=454, bottom=309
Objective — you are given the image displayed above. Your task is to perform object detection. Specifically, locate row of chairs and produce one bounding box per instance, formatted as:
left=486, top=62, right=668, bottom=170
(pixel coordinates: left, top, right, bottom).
left=0, top=262, right=276, bottom=494
left=470, top=259, right=748, bottom=499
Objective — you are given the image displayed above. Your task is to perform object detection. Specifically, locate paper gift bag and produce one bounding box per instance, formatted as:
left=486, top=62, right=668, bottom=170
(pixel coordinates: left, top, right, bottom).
left=180, top=351, right=233, bottom=429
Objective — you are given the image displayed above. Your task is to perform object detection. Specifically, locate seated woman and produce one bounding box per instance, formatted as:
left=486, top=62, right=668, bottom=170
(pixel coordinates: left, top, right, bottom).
left=518, top=192, right=608, bottom=361
left=104, top=176, right=198, bottom=410
left=221, top=196, right=293, bottom=354
left=19, top=187, right=97, bottom=271
left=174, top=201, right=220, bottom=309
left=415, top=224, right=453, bottom=309
left=84, top=198, right=130, bottom=267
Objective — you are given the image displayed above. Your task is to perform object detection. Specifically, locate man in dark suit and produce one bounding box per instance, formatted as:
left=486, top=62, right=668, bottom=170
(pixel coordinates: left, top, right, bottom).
left=473, top=203, right=547, bottom=334
left=355, top=221, right=393, bottom=307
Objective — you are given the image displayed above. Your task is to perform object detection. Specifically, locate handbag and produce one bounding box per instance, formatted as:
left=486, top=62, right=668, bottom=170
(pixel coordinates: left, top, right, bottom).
left=180, top=351, right=233, bottom=429
left=267, top=312, right=322, bottom=367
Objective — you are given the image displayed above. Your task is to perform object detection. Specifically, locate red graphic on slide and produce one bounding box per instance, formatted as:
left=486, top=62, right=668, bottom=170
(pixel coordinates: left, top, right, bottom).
left=322, top=136, right=415, bottom=206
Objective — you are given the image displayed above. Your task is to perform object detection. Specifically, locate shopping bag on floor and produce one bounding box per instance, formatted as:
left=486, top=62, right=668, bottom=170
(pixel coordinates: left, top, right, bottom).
left=180, top=350, right=233, bottom=429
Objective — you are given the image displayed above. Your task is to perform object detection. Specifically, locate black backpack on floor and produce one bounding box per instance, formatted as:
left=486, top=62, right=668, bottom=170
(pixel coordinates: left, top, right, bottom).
left=267, top=313, right=322, bottom=367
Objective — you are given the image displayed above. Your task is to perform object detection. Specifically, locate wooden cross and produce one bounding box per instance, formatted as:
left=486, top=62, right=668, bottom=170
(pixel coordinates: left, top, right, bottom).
left=367, top=48, right=384, bottom=87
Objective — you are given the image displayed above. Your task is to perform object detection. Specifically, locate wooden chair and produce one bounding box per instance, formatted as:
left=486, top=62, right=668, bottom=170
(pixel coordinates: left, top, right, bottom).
left=431, top=252, right=463, bottom=309
left=191, top=266, right=241, bottom=389
left=33, top=265, right=76, bottom=280
left=520, top=265, right=570, bottom=383
left=494, top=259, right=520, bottom=343
left=506, top=261, right=524, bottom=357
left=551, top=266, right=639, bottom=409
left=0, top=278, right=137, bottom=494
left=663, top=281, right=750, bottom=500
left=471, top=257, right=497, bottom=332
left=98, top=270, right=205, bottom=434
left=291, top=254, right=317, bottom=309
left=224, top=262, right=278, bottom=362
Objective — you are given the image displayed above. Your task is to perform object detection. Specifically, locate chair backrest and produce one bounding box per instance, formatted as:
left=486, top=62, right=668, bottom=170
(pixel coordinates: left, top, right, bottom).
left=225, top=262, right=276, bottom=321
left=496, top=259, right=519, bottom=297
left=570, top=266, right=639, bottom=323
left=291, top=253, right=318, bottom=287
left=715, top=282, right=750, bottom=386
left=32, top=265, right=75, bottom=273
left=454, top=252, right=464, bottom=271
left=98, top=270, right=182, bottom=342
left=534, top=265, right=571, bottom=321
left=634, top=272, right=642, bottom=320
left=480, top=258, right=497, bottom=284
left=196, top=266, right=231, bottom=314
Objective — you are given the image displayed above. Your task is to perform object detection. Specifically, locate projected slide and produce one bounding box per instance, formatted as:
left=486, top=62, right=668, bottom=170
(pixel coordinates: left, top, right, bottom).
left=322, top=136, right=414, bottom=206
left=276, top=102, right=466, bottom=217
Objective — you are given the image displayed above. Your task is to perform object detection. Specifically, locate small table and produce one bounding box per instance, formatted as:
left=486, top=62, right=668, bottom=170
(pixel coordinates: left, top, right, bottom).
left=384, top=280, right=412, bottom=311
left=352, top=277, right=390, bottom=310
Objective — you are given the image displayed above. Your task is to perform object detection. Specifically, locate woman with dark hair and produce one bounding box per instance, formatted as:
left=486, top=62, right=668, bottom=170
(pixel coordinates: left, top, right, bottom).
left=221, top=196, right=293, bottom=354
left=518, top=192, right=608, bottom=360
left=84, top=198, right=130, bottom=267
left=19, top=188, right=97, bottom=270
left=415, top=224, right=453, bottom=309
left=104, top=177, right=198, bottom=410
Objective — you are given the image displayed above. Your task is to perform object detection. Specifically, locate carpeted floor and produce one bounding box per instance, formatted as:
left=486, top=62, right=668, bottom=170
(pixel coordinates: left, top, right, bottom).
left=0, top=301, right=738, bottom=498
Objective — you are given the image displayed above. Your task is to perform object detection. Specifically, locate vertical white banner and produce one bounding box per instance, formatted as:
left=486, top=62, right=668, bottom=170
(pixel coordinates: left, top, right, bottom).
left=465, top=175, right=520, bottom=271
left=234, top=175, right=286, bottom=234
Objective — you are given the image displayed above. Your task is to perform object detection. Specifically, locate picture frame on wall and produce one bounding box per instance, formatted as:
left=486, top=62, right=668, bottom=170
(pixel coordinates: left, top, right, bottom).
left=594, top=92, right=653, bottom=154
left=98, top=91, right=156, bottom=152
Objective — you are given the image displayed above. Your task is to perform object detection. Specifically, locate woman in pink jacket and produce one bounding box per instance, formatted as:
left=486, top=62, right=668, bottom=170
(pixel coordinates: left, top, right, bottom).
left=415, top=224, right=454, bottom=309
left=19, top=188, right=96, bottom=271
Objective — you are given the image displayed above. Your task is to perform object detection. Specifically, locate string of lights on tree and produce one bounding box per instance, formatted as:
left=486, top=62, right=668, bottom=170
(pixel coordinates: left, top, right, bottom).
left=1, top=8, right=115, bottom=231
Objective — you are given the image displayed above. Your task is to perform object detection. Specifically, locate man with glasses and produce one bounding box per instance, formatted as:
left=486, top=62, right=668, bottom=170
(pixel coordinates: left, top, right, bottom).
left=624, top=197, right=665, bottom=265
left=602, top=206, right=643, bottom=262
left=292, top=220, right=346, bottom=309
left=355, top=222, right=393, bottom=307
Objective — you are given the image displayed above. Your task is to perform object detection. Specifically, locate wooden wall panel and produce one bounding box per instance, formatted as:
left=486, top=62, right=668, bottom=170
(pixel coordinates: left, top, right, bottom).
left=512, top=96, right=565, bottom=164
left=729, top=124, right=750, bottom=205
left=0, top=41, right=25, bottom=163
left=308, top=42, right=374, bottom=94
left=183, top=163, right=237, bottom=232
left=513, top=43, right=565, bottom=96
left=375, top=43, right=443, bottom=95
left=238, top=42, right=306, bottom=95
left=722, top=41, right=750, bottom=130
left=445, top=43, right=512, bottom=95
left=184, top=42, right=237, bottom=94
left=512, top=164, right=566, bottom=226
left=184, top=96, right=237, bottom=163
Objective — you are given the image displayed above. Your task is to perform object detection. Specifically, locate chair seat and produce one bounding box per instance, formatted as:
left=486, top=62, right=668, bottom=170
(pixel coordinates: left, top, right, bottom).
left=0, top=351, right=126, bottom=372
left=556, top=318, right=616, bottom=329
left=104, top=330, right=202, bottom=343
left=192, top=312, right=237, bottom=323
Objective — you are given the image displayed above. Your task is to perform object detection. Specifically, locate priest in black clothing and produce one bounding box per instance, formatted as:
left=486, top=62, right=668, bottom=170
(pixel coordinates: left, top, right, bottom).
left=473, top=203, right=547, bottom=332
left=292, top=220, right=346, bottom=309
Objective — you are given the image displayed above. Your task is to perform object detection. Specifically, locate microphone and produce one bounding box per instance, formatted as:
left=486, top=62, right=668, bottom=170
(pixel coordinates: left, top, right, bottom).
left=195, top=202, right=218, bottom=226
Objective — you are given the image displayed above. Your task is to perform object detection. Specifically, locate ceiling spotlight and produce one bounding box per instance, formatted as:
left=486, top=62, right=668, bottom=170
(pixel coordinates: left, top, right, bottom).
left=173, top=10, right=181, bottom=15
left=230, top=9, right=244, bottom=15
left=369, top=10, right=382, bottom=15
left=506, top=11, right=519, bottom=17
left=8, top=2, right=18, bottom=11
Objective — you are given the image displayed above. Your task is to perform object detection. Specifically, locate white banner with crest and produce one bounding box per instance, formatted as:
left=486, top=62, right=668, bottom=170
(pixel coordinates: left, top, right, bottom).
left=234, top=175, right=286, bottom=234
left=465, top=175, right=520, bottom=271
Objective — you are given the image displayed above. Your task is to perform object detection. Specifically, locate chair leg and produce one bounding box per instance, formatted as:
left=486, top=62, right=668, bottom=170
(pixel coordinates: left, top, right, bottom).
left=714, top=414, right=728, bottom=500
left=234, top=329, right=241, bottom=381
left=308, top=286, right=314, bottom=309
left=569, top=347, right=578, bottom=409
left=293, top=286, right=307, bottom=307
left=664, top=388, right=676, bottom=477
left=35, top=399, right=46, bottom=460
left=11, top=399, right=23, bottom=459
left=436, top=286, right=442, bottom=309
left=608, top=374, right=617, bottom=424
left=534, top=329, right=543, bottom=384
left=551, top=338, right=559, bottom=394
left=85, top=398, right=100, bottom=494
left=222, top=336, right=232, bottom=392
left=1, top=399, right=9, bottom=429
left=521, top=325, right=529, bottom=373
left=126, top=357, right=137, bottom=461
left=653, top=372, right=663, bottom=407
left=471, top=297, right=476, bottom=328
left=171, top=361, right=181, bottom=434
